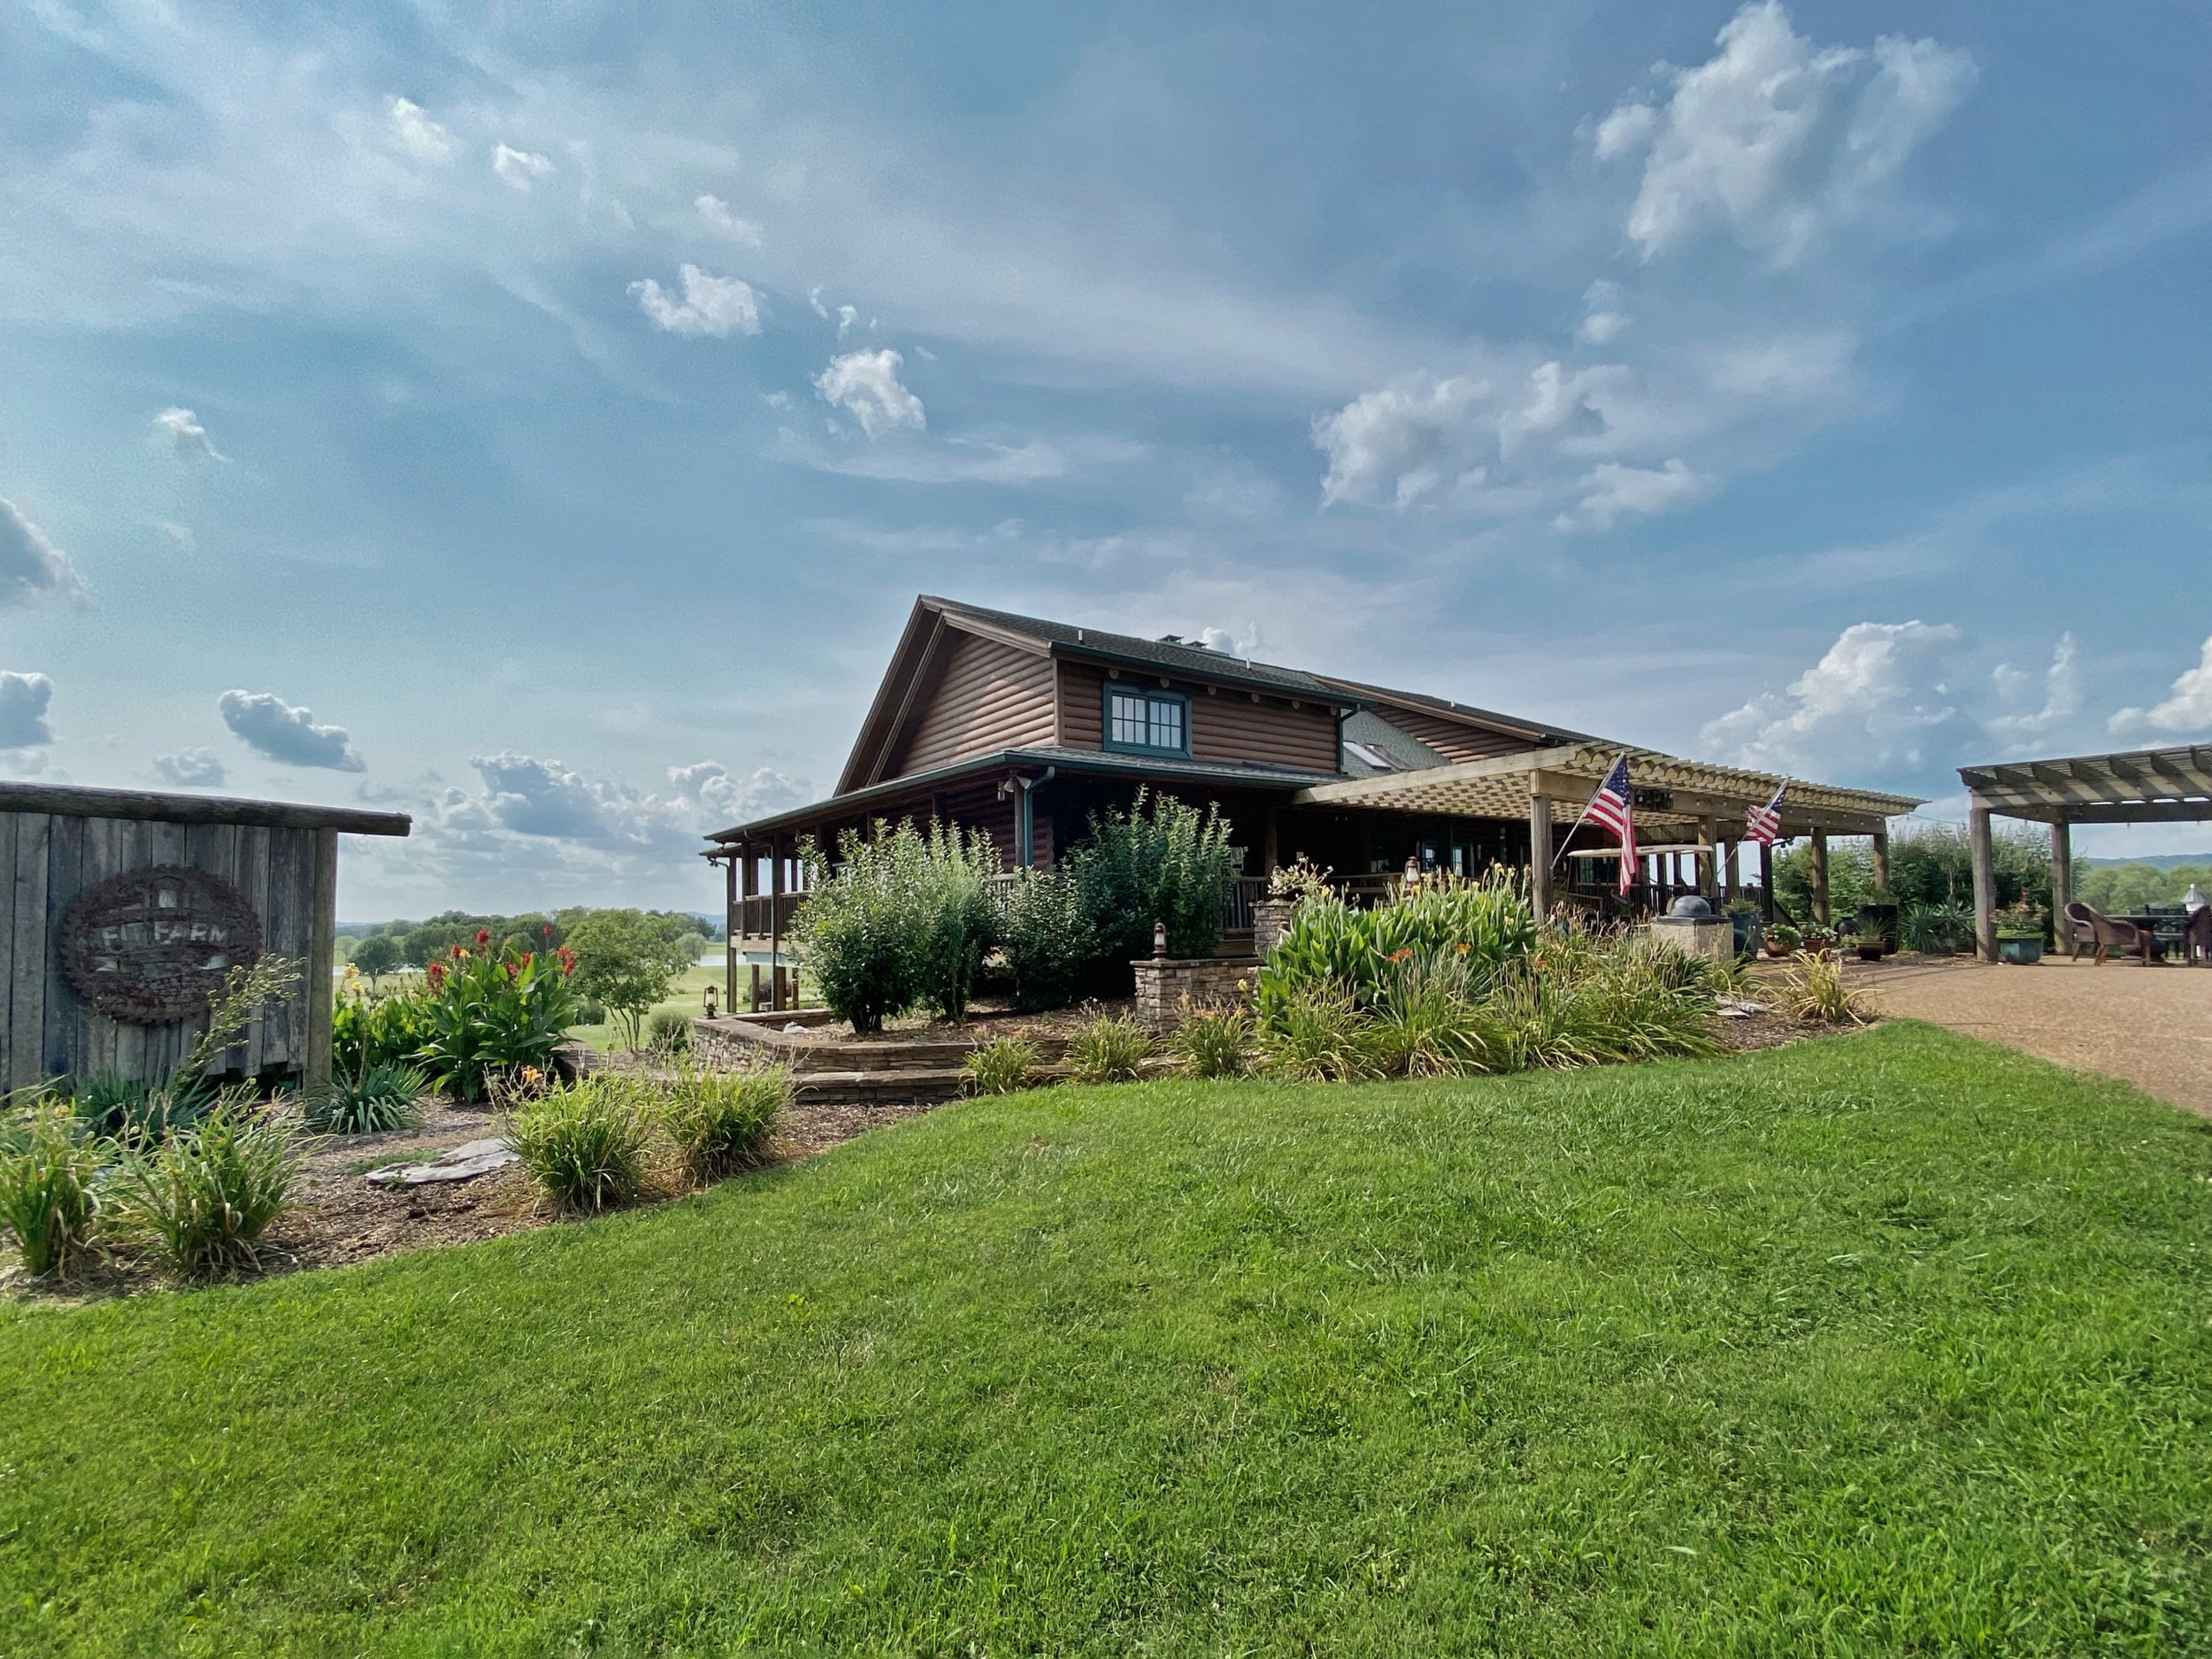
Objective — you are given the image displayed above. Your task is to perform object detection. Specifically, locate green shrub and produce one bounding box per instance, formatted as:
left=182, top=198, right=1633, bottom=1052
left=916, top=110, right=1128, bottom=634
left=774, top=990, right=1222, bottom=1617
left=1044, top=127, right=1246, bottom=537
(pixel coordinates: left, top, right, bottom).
left=964, top=1036, right=1040, bottom=1096
left=646, top=1009, right=693, bottom=1056
left=1067, top=790, right=1242, bottom=986
left=1901, top=899, right=1972, bottom=955
left=796, top=820, right=1005, bottom=1031
left=1256, top=990, right=1377, bottom=1082
left=1165, top=1003, right=1253, bottom=1079
left=0, top=1098, right=109, bottom=1278
left=506, top=1077, right=651, bottom=1213
left=418, top=936, right=582, bottom=1102
left=1065, top=1015, right=1151, bottom=1084
left=111, top=1094, right=301, bottom=1279
left=1001, top=865, right=1094, bottom=1011
left=306, top=1063, right=426, bottom=1135
left=1256, top=872, right=1536, bottom=1023
left=659, top=1065, right=785, bottom=1183
left=69, top=1073, right=215, bottom=1148
left=572, top=996, right=608, bottom=1026
left=333, top=984, right=438, bottom=1075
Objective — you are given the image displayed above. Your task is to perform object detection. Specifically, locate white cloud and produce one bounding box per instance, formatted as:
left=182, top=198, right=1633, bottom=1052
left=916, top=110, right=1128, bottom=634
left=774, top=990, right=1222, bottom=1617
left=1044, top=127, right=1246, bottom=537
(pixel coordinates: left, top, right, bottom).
left=808, top=287, right=830, bottom=319
left=1988, top=634, right=2082, bottom=751
left=218, top=688, right=365, bottom=771
left=629, top=264, right=763, bottom=337
left=1701, top=620, right=1967, bottom=774
left=1554, top=458, right=1714, bottom=530
left=0, top=499, right=91, bottom=610
left=152, top=747, right=227, bottom=787
left=695, top=193, right=761, bottom=246
left=491, top=143, right=554, bottom=190
left=787, top=432, right=1145, bottom=485
left=1499, top=361, right=1614, bottom=460
left=157, top=520, right=196, bottom=550
left=814, top=349, right=926, bottom=437
left=1594, top=2, right=1975, bottom=265
left=152, top=405, right=224, bottom=459
left=2110, top=634, right=2212, bottom=738
left=384, top=96, right=454, bottom=165
left=1578, top=280, right=1630, bottom=346
left=836, top=303, right=857, bottom=339
left=0, top=672, right=55, bottom=750
left=666, top=761, right=808, bottom=824
left=1313, top=373, right=1491, bottom=508
left=1197, top=624, right=1266, bottom=658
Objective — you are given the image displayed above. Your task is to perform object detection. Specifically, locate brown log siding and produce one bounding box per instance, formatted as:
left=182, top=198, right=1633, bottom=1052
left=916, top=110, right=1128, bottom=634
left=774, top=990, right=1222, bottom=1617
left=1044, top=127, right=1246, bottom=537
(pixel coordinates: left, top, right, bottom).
left=896, top=632, right=1056, bottom=775
left=1058, top=662, right=1338, bottom=774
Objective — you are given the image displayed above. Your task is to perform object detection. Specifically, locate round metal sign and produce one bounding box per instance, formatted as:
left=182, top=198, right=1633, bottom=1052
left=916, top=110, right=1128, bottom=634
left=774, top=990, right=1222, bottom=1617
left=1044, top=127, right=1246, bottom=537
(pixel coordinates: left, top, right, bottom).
left=58, top=865, right=264, bottom=1025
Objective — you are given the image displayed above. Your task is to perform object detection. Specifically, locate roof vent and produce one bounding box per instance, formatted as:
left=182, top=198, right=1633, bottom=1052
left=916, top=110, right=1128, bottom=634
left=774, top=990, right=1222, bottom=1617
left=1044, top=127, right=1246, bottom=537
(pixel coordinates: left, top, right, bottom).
left=1156, top=634, right=1183, bottom=644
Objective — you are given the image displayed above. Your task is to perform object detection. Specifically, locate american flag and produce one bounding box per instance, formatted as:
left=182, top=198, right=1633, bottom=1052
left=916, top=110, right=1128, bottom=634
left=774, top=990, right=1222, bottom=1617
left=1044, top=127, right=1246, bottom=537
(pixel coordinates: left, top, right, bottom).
left=1744, top=781, right=1787, bottom=846
left=1574, top=753, right=1638, bottom=896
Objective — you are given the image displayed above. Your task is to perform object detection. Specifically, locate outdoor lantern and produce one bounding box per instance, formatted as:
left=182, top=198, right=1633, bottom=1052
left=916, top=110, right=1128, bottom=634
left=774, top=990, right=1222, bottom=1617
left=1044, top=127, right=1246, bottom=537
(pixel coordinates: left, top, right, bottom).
left=1153, top=920, right=1168, bottom=958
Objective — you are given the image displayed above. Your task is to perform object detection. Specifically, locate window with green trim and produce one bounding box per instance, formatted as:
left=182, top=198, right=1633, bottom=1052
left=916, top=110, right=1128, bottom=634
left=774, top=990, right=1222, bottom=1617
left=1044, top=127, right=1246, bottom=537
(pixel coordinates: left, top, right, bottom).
left=1103, top=686, right=1190, bottom=757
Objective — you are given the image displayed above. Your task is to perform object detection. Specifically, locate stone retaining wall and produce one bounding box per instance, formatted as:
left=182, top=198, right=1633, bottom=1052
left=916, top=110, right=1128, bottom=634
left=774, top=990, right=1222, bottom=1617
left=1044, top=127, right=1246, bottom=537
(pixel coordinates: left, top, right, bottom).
left=1132, top=956, right=1262, bottom=1031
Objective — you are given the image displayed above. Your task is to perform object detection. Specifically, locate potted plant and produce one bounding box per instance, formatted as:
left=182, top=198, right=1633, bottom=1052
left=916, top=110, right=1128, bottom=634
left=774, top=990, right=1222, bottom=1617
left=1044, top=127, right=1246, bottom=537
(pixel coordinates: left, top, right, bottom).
left=1763, top=920, right=1801, bottom=958
left=1727, top=902, right=1763, bottom=959
left=1994, top=899, right=2046, bottom=964
left=1855, top=889, right=1900, bottom=960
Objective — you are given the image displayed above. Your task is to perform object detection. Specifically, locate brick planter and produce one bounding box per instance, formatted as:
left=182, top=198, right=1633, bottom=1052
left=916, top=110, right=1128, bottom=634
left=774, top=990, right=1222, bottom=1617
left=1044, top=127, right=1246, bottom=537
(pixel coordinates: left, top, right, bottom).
left=1132, top=956, right=1261, bottom=1031
left=1252, top=895, right=1301, bottom=960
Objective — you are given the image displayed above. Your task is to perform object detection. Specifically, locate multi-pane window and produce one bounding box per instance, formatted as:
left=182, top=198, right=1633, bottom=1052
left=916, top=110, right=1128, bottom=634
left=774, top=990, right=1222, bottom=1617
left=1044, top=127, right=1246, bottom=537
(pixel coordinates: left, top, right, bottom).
left=1105, top=687, right=1189, bottom=756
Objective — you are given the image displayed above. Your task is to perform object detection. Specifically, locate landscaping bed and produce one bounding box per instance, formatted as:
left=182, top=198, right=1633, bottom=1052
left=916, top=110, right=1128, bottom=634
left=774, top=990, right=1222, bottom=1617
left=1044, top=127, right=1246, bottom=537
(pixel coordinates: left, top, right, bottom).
left=2, top=1025, right=2206, bottom=1655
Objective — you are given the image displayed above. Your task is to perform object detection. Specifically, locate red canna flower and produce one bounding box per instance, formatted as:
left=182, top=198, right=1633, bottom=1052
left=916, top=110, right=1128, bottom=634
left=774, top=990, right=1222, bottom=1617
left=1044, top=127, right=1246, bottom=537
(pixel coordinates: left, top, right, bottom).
left=520, top=951, right=534, bottom=968
left=426, top=960, right=447, bottom=987
left=476, top=928, right=491, bottom=946
left=541, top=924, right=554, bottom=938
left=503, top=960, right=518, bottom=980
left=450, top=942, right=466, bottom=959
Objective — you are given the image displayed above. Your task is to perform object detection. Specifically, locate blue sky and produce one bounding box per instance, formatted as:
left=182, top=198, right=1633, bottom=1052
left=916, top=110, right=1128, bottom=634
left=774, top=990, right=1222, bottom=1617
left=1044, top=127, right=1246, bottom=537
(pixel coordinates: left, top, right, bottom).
left=3, top=0, right=2208, bottom=914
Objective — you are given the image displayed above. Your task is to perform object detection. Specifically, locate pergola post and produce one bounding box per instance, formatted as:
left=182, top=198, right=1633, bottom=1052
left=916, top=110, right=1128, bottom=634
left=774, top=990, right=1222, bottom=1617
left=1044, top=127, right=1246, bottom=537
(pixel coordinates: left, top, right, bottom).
left=769, top=839, right=786, bottom=1012
left=1724, top=838, right=1742, bottom=908
left=1528, top=788, right=1553, bottom=922
left=1809, top=831, right=1831, bottom=926
left=1970, top=796, right=1997, bottom=963
left=722, top=850, right=737, bottom=1016
left=2049, top=819, right=2071, bottom=928
left=1871, top=828, right=1891, bottom=895
left=1698, top=816, right=1719, bottom=902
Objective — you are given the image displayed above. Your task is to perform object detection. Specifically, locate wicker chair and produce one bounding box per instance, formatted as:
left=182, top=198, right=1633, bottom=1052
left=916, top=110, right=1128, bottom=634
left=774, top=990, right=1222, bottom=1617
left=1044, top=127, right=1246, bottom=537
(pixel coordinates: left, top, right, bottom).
left=2063, top=901, right=2147, bottom=965
left=2184, top=905, right=2212, bottom=966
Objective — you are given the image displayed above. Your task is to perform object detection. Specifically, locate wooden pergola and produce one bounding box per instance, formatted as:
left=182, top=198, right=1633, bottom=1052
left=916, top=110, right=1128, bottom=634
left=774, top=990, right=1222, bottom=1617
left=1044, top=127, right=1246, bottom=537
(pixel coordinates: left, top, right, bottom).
left=1959, top=742, right=2212, bottom=962
left=1293, top=741, right=1923, bottom=920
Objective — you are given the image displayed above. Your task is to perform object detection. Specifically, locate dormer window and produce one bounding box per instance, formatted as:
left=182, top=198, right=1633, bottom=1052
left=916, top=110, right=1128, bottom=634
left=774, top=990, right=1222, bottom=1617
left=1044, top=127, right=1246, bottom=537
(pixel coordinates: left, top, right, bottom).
left=1104, top=686, right=1190, bottom=757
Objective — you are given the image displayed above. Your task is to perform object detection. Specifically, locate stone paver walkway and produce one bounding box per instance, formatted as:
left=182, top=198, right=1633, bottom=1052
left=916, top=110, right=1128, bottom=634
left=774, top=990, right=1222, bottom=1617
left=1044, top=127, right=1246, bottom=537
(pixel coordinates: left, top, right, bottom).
left=1851, top=952, right=2212, bottom=1118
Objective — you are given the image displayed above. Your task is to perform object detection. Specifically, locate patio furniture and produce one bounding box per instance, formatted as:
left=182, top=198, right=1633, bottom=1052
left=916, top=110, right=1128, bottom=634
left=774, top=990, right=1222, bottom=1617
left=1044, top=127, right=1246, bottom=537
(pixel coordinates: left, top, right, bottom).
left=2064, top=902, right=2157, bottom=966
left=2184, top=905, right=2212, bottom=965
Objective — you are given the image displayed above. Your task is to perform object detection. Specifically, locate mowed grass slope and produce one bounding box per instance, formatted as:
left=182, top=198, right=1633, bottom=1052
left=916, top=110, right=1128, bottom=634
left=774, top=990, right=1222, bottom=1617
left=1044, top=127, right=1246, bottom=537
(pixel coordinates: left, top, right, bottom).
left=3, top=1024, right=2208, bottom=1656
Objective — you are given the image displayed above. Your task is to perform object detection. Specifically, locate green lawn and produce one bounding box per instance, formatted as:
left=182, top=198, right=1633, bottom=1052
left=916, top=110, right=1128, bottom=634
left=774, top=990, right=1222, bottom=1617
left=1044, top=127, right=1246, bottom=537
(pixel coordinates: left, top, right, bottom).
left=567, top=961, right=813, bottom=1052
left=4, top=1024, right=2208, bottom=1655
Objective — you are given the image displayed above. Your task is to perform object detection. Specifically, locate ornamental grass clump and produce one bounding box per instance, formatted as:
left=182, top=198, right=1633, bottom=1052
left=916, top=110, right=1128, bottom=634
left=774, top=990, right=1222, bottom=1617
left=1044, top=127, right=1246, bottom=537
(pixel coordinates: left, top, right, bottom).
left=660, top=1064, right=786, bottom=1183
left=1166, top=1002, right=1253, bottom=1079
left=1778, top=950, right=1870, bottom=1025
left=111, top=1093, right=302, bottom=1280
left=305, top=1062, right=426, bottom=1135
left=506, top=1076, right=652, bottom=1213
left=1363, top=957, right=1496, bottom=1079
left=0, top=1097, right=110, bottom=1279
left=1065, top=1015, right=1152, bottom=1084
left=964, top=1036, right=1040, bottom=1096
left=1256, top=989, right=1378, bottom=1083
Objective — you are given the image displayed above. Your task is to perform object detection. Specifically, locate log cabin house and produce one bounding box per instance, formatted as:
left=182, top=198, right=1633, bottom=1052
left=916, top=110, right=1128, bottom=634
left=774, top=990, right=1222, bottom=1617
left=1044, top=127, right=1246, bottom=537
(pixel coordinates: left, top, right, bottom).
left=707, top=595, right=1920, bottom=1009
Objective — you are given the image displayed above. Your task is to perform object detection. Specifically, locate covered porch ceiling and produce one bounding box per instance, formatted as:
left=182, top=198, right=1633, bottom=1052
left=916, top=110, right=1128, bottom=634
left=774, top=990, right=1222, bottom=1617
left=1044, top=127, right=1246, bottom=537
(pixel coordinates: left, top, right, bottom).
left=1289, top=741, right=1922, bottom=837
left=1958, top=743, right=2212, bottom=825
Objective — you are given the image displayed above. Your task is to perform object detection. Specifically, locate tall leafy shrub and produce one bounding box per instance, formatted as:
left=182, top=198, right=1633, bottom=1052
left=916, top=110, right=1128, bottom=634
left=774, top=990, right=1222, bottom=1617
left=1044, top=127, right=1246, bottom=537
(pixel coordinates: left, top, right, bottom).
left=795, top=820, right=1004, bottom=1032
left=1001, top=864, right=1094, bottom=1010
left=417, top=934, right=581, bottom=1102
left=1068, top=789, right=1241, bottom=983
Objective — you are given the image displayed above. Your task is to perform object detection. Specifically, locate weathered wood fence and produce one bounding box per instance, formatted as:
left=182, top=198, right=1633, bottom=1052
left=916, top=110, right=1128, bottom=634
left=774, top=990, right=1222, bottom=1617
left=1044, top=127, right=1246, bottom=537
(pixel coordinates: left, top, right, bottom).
left=1, top=783, right=410, bottom=1094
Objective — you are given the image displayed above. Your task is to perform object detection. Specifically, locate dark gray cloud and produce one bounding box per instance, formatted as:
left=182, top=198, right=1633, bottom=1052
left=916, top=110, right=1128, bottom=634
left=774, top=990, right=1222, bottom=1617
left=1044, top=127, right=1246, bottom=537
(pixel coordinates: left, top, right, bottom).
left=218, top=688, right=365, bottom=771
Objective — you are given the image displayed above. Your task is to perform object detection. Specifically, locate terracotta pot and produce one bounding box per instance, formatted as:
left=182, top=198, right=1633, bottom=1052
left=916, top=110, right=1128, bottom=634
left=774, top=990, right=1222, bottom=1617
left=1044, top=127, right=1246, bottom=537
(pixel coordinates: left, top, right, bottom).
left=1763, top=939, right=1793, bottom=958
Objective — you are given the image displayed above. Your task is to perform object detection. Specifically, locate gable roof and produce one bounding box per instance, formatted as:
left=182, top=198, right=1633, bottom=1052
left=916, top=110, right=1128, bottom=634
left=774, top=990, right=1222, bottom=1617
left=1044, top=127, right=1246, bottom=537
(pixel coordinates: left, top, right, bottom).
left=1313, top=672, right=1600, bottom=749
left=921, top=596, right=1339, bottom=698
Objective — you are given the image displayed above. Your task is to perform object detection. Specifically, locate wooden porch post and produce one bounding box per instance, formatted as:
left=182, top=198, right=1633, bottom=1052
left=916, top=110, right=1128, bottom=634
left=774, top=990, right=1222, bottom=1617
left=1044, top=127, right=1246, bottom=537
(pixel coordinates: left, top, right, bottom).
left=722, top=850, right=737, bottom=1017
left=1809, top=831, right=1831, bottom=926
left=305, top=827, right=339, bottom=1100
left=1698, top=817, right=1719, bottom=902
left=1528, top=787, right=1553, bottom=922
left=769, top=839, right=785, bottom=1012
left=2048, top=819, right=2070, bottom=934
left=1870, top=828, right=1892, bottom=895
left=1970, top=797, right=1997, bottom=963
left=1724, top=838, right=1742, bottom=908
left=1759, top=841, right=1774, bottom=923
left=1261, top=809, right=1279, bottom=878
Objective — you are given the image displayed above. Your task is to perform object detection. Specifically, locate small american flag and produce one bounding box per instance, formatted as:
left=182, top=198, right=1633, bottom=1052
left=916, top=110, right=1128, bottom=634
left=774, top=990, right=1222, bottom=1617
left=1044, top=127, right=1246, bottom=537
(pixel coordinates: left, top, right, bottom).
left=1744, top=781, right=1787, bottom=846
left=1575, top=753, right=1638, bottom=896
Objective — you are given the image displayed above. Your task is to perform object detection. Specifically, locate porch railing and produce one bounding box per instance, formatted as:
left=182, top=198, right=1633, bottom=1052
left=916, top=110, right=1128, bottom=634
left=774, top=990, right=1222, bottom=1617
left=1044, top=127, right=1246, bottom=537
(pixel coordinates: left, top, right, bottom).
left=733, top=891, right=807, bottom=941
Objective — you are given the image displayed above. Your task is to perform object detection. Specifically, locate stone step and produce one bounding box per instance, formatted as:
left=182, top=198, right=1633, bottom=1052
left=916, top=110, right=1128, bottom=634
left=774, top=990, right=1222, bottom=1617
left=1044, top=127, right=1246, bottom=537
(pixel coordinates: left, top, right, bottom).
left=791, top=1065, right=979, bottom=1105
